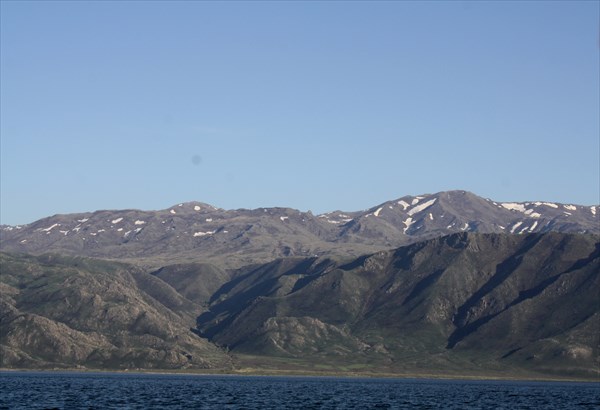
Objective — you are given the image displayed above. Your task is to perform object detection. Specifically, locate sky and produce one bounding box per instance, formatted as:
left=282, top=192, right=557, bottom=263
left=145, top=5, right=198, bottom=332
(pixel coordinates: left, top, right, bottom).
left=1, top=1, right=599, bottom=225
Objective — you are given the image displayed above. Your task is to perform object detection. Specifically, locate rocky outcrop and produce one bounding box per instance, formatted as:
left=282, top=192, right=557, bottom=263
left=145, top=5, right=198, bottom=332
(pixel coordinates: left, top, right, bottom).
left=0, top=253, right=232, bottom=370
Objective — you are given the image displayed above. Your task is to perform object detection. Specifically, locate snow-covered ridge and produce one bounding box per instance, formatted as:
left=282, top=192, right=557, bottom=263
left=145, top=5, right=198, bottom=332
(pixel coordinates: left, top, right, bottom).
left=1, top=192, right=598, bottom=250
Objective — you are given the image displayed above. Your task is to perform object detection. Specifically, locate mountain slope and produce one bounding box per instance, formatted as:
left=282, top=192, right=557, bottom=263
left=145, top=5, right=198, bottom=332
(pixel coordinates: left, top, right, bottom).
left=1, top=232, right=597, bottom=378
left=196, top=232, right=600, bottom=378
left=1, top=191, right=598, bottom=378
left=0, top=252, right=232, bottom=370
left=1, top=191, right=597, bottom=269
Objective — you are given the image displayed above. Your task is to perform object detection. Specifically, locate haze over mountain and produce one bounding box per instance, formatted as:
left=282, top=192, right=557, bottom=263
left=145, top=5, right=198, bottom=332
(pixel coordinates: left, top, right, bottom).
left=1, top=190, right=598, bottom=379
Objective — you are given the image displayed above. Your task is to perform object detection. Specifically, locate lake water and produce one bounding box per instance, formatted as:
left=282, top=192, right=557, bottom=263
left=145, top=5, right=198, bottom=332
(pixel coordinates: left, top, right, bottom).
left=0, top=371, right=598, bottom=409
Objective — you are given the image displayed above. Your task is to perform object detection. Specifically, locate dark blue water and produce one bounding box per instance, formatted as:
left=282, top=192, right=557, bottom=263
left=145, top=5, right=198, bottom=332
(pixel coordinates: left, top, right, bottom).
left=0, top=371, right=598, bottom=409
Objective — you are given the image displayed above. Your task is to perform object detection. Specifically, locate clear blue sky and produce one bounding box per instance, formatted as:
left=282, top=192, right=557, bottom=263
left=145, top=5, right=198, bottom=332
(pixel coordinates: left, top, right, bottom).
left=1, top=1, right=598, bottom=225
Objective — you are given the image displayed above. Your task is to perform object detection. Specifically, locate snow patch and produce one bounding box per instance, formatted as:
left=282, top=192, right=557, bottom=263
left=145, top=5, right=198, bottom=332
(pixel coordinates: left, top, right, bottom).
left=429, top=213, right=433, bottom=220
left=524, top=209, right=541, bottom=218
left=280, top=216, right=288, bottom=221
left=59, top=230, right=69, bottom=236
left=134, top=227, right=143, bottom=233
left=193, top=230, right=215, bottom=237
left=529, top=221, right=538, bottom=231
left=501, top=203, right=526, bottom=213
left=20, top=239, right=27, bottom=243
left=397, top=200, right=410, bottom=210
left=111, top=218, right=123, bottom=224
left=408, top=198, right=437, bottom=216
left=170, top=209, right=176, bottom=214
left=534, top=202, right=558, bottom=209
left=510, top=222, right=523, bottom=234
left=206, top=218, right=213, bottom=222
left=563, top=212, right=572, bottom=216
left=194, top=205, right=201, bottom=211
left=117, top=228, right=123, bottom=232
left=40, top=223, right=60, bottom=232
left=77, top=218, right=89, bottom=223
left=591, top=206, right=597, bottom=216
left=402, top=217, right=414, bottom=233
left=461, top=223, right=469, bottom=231
left=134, top=220, right=146, bottom=225
left=411, top=198, right=420, bottom=205
left=374, top=207, right=383, bottom=217
left=564, top=205, right=577, bottom=211
left=3, top=225, right=22, bottom=231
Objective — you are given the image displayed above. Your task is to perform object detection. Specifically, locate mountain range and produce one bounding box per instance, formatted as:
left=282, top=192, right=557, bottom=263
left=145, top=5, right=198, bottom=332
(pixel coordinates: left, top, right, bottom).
left=1, top=191, right=598, bottom=379
left=1, top=190, right=597, bottom=269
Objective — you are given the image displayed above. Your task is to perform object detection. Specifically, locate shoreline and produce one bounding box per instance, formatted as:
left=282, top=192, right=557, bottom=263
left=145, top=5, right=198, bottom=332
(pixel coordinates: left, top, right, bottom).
left=1, top=367, right=597, bottom=384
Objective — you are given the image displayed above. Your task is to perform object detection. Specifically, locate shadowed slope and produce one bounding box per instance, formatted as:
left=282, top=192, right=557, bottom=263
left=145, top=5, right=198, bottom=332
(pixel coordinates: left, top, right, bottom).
left=197, top=232, right=599, bottom=378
